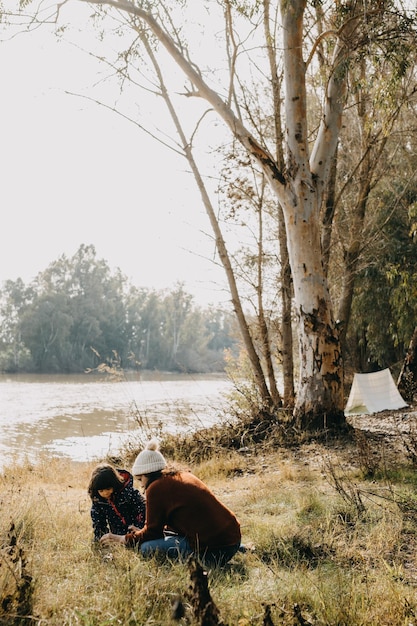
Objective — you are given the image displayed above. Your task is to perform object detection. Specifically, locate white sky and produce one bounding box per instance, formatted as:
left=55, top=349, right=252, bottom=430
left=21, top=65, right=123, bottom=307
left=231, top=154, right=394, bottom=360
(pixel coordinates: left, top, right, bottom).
left=0, top=3, right=233, bottom=307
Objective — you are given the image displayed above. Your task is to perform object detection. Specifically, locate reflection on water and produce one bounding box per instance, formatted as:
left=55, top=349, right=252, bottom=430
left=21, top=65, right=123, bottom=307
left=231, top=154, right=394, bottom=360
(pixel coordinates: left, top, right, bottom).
left=0, top=372, right=233, bottom=467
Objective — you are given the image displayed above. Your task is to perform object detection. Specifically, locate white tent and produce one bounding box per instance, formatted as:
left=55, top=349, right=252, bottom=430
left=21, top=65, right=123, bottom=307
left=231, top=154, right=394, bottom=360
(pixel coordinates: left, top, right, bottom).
left=344, top=368, right=407, bottom=415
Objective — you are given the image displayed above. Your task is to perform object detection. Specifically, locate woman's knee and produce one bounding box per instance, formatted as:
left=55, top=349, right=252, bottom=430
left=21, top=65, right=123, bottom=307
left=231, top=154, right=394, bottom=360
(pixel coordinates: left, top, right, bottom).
left=140, top=536, right=191, bottom=560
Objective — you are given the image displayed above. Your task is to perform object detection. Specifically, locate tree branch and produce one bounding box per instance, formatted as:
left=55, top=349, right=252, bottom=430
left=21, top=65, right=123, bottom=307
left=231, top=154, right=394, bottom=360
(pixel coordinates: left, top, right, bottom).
left=80, top=0, right=286, bottom=188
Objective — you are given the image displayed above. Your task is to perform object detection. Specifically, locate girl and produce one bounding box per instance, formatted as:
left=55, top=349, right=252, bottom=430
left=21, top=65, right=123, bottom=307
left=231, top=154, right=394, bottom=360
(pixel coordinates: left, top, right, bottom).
left=99, top=440, right=241, bottom=567
left=88, top=464, right=146, bottom=541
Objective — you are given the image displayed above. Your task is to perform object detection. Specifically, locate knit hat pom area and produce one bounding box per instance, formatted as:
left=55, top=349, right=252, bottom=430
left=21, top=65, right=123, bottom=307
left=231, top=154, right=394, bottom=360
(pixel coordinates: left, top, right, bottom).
left=146, top=438, right=159, bottom=452
left=132, top=438, right=167, bottom=476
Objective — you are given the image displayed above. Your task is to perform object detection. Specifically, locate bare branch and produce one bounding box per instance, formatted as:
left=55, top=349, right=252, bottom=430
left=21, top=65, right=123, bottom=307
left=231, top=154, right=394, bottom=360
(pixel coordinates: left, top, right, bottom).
left=81, top=0, right=286, bottom=189
left=63, top=90, right=184, bottom=156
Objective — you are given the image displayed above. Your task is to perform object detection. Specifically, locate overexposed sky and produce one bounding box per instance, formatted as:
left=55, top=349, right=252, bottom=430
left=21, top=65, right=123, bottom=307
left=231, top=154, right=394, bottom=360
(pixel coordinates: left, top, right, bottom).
left=0, top=3, right=232, bottom=307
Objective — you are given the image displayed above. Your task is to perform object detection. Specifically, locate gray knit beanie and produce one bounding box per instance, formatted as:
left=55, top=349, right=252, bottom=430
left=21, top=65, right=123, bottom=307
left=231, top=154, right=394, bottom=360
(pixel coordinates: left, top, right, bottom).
left=132, top=438, right=167, bottom=476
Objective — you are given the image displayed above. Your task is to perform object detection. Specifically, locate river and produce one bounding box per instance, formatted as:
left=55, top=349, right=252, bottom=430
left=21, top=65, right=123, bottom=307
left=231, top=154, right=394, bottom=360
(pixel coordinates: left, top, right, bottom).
left=0, top=372, right=234, bottom=468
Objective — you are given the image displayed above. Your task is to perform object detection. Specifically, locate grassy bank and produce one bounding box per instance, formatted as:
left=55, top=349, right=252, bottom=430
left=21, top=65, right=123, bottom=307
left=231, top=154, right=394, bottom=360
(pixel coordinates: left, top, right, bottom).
left=1, top=431, right=417, bottom=625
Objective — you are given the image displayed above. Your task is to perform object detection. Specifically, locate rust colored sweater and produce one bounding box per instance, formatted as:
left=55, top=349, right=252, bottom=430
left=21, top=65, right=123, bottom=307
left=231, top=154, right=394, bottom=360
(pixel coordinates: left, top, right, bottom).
left=126, top=471, right=241, bottom=550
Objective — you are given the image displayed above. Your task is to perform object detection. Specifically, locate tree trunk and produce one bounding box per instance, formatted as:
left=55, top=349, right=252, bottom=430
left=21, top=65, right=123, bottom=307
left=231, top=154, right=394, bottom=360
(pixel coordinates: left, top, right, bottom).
left=264, top=0, right=295, bottom=407
left=280, top=0, right=345, bottom=428
left=321, top=149, right=338, bottom=278
left=256, top=194, right=282, bottom=407
left=278, top=205, right=295, bottom=407
left=397, top=326, right=417, bottom=403
left=282, top=194, right=344, bottom=429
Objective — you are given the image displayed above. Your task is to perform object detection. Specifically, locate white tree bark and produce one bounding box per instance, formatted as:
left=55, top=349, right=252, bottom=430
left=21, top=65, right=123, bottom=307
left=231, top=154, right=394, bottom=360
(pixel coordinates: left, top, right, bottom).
left=278, top=0, right=345, bottom=426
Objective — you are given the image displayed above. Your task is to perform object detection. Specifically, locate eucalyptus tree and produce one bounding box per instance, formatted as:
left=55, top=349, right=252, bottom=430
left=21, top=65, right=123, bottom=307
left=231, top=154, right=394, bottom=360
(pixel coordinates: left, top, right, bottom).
left=217, top=148, right=286, bottom=406
left=345, top=144, right=417, bottom=374
left=339, top=158, right=417, bottom=373
left=313, top=9, right=417, bottom=353
left=134, top=25, right=281, bottom=408
left=262, top=0, right=295, bottom=408
left=398, top=327, right=417, bottom=402
left=60, top=0, right=414, bottom=429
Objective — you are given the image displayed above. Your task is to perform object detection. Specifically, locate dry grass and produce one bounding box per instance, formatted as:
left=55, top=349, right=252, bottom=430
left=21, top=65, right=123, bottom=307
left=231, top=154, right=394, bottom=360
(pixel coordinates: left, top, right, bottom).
left=1, top=435, right=417, bottom=625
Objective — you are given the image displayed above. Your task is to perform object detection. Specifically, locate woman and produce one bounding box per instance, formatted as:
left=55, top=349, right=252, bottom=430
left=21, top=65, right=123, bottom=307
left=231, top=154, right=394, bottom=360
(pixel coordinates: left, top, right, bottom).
left=100, top=439, right=241, bottom=567
left=88, top=464, right=146, bottom=541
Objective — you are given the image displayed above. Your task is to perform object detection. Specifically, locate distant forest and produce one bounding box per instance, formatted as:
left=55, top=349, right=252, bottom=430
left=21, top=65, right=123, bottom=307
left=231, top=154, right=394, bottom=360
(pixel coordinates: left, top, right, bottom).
left=0, top=245, right=238, bottom=374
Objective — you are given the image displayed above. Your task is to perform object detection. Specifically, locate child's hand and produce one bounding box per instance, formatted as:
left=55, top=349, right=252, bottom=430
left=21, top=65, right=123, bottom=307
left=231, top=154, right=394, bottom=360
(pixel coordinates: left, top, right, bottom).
left=128, top=525, right=141, bottom=532
left=100, top=532, right=126, bottom=546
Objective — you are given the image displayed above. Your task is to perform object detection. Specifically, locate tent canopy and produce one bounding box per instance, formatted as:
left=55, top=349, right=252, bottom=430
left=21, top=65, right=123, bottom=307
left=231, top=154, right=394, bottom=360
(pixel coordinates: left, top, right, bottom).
left=345, top=368, right=407, bottom=415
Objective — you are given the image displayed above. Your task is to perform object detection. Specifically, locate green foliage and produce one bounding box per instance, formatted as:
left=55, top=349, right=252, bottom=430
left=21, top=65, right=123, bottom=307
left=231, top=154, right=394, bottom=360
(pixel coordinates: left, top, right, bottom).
left=345, top=168, right=417, bottom=371
left=0, top=245, right=237, bottom=374
left=227, top=0, right=262, bottom=20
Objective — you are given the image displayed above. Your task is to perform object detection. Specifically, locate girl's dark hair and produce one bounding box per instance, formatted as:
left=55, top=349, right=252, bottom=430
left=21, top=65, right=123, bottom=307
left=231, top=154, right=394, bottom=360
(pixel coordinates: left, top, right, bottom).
left=88, top=464, right=124, bottom=499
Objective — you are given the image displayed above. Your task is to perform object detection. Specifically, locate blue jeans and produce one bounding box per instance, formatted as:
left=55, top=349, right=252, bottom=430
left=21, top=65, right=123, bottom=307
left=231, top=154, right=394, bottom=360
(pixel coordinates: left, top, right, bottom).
left=139, top=535, right=240, bottom=567
left=140, top=535, right=192, bottom=561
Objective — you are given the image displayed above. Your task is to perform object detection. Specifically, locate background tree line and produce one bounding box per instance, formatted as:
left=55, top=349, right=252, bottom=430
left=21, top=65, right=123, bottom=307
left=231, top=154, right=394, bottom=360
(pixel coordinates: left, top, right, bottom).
left=0, top=244, right=238, bottom=374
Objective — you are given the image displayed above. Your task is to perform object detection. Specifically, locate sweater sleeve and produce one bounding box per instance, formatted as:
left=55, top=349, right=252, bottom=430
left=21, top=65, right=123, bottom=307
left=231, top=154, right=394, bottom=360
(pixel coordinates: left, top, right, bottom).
left=126, top=483, right=166, bottom=547
left=90, top=503, right=109, bottom=541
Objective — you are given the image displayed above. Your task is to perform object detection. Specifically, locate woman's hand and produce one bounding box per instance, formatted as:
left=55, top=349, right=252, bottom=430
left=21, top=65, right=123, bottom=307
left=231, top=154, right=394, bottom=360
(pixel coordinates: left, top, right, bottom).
left=100, top=532, right=126, bottom=546
left=128, top=525, right=141, bottom=532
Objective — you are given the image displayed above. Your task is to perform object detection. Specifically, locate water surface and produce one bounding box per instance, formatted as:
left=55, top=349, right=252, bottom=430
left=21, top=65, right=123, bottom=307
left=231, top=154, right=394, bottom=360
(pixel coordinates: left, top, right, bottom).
left=0, top=372, right=233, bottom=467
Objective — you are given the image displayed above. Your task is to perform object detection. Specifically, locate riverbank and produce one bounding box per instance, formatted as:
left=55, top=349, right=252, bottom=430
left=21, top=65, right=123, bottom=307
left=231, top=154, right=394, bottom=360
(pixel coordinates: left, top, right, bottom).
left=2, top=421, right=417, bottom=625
